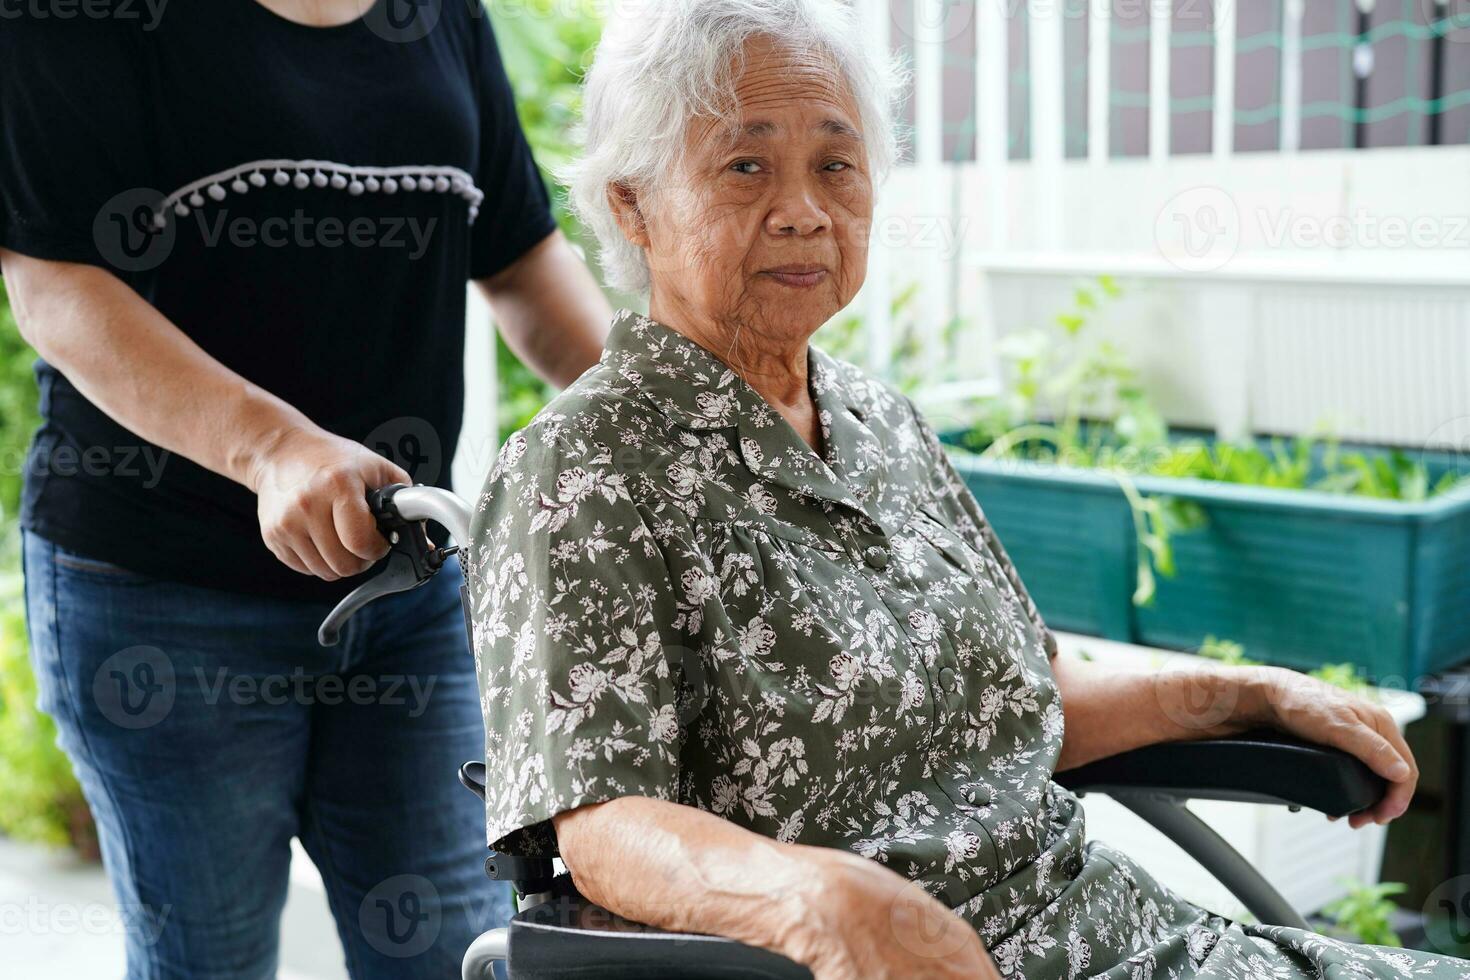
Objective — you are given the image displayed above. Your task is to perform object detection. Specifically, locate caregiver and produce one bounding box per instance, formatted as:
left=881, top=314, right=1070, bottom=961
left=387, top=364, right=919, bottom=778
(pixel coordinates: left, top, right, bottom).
left=0, top=1, right=609, bottom=977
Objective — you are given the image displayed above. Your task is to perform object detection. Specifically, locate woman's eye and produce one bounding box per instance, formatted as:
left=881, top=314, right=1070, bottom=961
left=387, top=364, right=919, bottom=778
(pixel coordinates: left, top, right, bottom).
left=825, top=161, right=850, bottom=172
left=731, top=160, right=762, bottom=175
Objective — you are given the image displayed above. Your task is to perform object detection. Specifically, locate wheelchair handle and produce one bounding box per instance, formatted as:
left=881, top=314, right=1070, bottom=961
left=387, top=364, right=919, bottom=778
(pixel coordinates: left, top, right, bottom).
left=316, top=484, right=473, bottom=647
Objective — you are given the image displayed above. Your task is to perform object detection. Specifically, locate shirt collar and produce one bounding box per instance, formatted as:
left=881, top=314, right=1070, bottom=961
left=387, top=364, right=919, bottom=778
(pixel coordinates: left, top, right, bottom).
left=601, top=309, right=883, bottom=517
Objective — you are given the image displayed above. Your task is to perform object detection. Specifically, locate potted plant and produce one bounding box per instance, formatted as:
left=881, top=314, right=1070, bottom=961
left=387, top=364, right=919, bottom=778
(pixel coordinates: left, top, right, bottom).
left=935, top=278, right=1470, bottom=683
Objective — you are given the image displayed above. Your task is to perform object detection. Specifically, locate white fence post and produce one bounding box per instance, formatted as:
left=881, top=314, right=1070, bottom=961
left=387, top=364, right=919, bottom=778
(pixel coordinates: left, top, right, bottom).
left=914, top=0, right=946, bottom=376
left=1212, top=0, right=1235, bottom=157
left=978, top=0, right=1010, bottom=249
left=454, top=284, right=499, bottom=495
left=861, top=0, right=893, bottom=375
left=1150, top=0, right=1172, bottom=161
left=1088, top=0, right=1112, bottom=164
left=1029, top=0, right=1066, bottom=247
left=1280, top=0, right=1305, bottom=152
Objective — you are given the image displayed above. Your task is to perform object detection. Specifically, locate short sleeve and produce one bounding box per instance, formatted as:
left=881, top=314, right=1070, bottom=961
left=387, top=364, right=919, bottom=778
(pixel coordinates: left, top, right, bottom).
left=909, top=401, right=1061, bottom=660
left=465, top=13, right=558, bottom=281
left=465, top=424, right=690, bottom=855
left=0, top=18, right=152, bottom=269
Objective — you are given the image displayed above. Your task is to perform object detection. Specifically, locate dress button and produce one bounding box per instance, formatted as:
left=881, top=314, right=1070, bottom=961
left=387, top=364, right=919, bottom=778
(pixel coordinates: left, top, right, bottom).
left=863, top=545, right=889, bottom=570
left=938, top=667, right=958, bottom=692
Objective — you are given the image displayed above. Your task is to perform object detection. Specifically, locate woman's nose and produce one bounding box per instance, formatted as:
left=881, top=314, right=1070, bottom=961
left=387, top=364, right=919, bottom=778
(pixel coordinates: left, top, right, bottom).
left=764, top=183, right=831, bottom=237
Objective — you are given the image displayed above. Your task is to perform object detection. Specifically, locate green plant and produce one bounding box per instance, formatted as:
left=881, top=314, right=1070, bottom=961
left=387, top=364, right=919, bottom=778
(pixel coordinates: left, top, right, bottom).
left=1322, top=880, right=1406, bottom=948
left=0, top=281, right=39, bottom=561
left=0, top=588, right=94, bottom=855
left=489, top=0, right=606, bottom=441
left=953, top=277, right=1467, bottom=604
left=1195, top=636, right=1376, bottom=698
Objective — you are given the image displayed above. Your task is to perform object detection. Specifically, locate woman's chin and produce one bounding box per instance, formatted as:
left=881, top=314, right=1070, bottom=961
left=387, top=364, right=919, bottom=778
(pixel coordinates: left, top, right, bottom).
left=747, top=277, right=843, bottom=328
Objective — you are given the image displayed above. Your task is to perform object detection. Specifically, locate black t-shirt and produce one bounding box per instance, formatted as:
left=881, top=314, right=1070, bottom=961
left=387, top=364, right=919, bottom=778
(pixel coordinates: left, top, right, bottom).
left=0, top=0, right=557, bottom=600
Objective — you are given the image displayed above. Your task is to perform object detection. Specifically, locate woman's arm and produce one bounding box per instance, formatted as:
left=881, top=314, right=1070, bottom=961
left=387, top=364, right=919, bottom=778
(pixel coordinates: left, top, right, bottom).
left=476, top=229, right=611, bottom=388
left=0, top=249, right=409, bottom=580
left=553, top=797, right=1000, bottom=980
left=1051, top=654, right=1418, bottom=828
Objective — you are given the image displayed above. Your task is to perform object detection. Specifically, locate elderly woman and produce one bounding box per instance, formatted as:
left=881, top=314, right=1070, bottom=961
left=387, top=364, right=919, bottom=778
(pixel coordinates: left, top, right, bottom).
left=465, top=2, right=1461, bottom=977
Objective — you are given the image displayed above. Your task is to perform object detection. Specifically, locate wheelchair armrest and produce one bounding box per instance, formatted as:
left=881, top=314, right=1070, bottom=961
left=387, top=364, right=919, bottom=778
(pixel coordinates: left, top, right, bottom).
left=508, top=878, right=813, bottom=980
left=1054, top=729, right=1386, bottom=817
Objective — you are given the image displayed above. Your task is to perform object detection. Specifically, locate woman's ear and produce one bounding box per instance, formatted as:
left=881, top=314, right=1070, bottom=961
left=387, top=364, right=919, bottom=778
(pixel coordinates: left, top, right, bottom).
left=607, top=181, right=650, bottom=248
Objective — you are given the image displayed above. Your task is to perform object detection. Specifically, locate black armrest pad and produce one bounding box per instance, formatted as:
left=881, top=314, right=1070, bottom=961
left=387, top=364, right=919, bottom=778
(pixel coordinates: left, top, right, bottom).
left=508, top=878, right=813, bottom=979
left=1054, top=729, right=1386, bottom=817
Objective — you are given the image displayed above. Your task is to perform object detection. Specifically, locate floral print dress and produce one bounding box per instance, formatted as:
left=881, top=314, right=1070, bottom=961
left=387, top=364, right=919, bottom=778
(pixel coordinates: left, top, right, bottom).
left=464, top=309, right=1468, bottom=979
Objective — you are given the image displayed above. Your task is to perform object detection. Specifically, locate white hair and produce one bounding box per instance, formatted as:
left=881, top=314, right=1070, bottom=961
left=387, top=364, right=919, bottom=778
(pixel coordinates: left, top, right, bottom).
left=560, top=0, right=907, bottom=294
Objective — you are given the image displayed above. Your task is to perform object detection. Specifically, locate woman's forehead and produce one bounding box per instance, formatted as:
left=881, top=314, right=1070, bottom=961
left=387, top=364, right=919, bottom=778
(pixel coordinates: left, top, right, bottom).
left=692, top=44, right=862, bottom=147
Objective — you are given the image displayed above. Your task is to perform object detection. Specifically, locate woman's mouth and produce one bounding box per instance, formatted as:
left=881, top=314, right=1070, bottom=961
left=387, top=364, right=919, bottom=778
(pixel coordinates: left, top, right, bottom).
left=760, top=265, right=829, bottom=289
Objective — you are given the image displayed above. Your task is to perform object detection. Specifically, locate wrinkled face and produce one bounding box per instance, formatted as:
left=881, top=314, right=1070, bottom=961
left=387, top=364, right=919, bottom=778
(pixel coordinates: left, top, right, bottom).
left=616, top=36, right=874, bottom=347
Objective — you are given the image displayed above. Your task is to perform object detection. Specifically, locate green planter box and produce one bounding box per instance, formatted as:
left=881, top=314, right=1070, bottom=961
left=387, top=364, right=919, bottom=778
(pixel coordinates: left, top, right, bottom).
left=942, top=441, right=1470, bottom=683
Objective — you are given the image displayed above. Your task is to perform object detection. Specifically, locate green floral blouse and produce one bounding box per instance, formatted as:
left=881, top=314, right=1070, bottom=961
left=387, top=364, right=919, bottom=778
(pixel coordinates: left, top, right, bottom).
left=465, top=309, right=1468, bottom=979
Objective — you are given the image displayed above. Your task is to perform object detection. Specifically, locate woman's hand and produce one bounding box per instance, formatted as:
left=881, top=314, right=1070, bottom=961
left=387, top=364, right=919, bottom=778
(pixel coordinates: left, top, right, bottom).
left=249, top=425, right=411, bottom=580
left=1256, top=667, right=1418, bottom=829
left=784, top=847, right=1001, bottom=980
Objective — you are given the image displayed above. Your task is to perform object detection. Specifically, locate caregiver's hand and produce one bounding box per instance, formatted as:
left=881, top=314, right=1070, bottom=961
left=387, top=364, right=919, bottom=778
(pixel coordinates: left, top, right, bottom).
left=250, top=425, right=411, bottom=581
left=791, top=848, right=1001, bottom=980
left=1258, top=667, right=1418, bottom=829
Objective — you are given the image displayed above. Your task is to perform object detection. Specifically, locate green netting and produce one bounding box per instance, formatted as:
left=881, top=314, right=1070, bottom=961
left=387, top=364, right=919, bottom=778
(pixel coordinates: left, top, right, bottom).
left=944, top=0, right=1469, bottom=159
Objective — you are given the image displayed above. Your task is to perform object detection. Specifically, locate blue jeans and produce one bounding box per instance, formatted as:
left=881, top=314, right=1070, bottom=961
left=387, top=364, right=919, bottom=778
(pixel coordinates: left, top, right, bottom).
left=22, top=530, right=511, bottom=979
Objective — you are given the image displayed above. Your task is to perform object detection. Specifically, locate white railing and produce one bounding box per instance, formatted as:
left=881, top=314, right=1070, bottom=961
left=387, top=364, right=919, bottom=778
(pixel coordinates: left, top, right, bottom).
left=857, top=0, right=1470, bottom=449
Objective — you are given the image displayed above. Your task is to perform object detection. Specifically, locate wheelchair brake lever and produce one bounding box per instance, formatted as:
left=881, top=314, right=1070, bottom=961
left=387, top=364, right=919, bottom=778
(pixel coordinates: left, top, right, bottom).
left=316, top=483, right=457, bottom=647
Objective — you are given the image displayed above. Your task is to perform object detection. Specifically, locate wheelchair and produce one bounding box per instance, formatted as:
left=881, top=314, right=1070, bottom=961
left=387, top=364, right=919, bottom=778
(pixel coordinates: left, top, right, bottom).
left=319, top=484, right=1388, bottom=980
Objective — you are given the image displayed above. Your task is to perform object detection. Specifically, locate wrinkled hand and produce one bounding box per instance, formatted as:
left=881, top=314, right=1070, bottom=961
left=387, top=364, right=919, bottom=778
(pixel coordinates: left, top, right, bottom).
left=1260, top=668, right=1417, bottom=829
left=251, top=426, right=411, bottom=580
left=785, top=847, right=1002, bottom=980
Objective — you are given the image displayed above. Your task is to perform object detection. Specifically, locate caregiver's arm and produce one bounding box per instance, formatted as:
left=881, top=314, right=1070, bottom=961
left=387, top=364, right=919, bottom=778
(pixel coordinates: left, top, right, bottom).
left=553, top=796, right=1000, bottom=980
left=1050, top=653, right=1418, bottom=828
left=0, top=249, right=409, bottom=580
left=476, top=228, right=611, bottom=388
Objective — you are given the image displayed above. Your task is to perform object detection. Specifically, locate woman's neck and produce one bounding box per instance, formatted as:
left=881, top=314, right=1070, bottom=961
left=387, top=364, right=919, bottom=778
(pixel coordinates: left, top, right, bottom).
left=648, top=297, right=823, bottom=452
